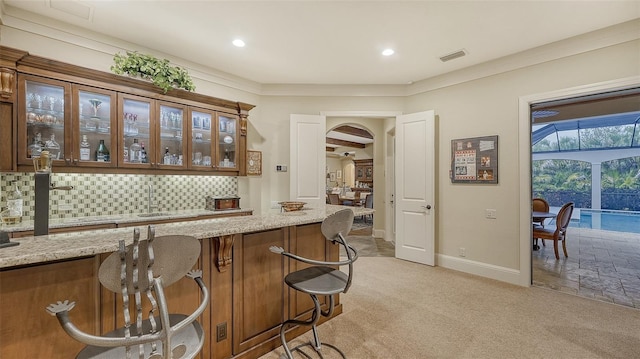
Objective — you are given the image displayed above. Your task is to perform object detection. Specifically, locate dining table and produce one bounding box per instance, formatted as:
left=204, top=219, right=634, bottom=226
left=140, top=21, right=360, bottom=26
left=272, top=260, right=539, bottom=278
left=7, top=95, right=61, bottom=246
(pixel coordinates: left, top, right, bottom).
left=339, top=196, right=364, bottom=207
left=532, top=211, right=557, bottom=250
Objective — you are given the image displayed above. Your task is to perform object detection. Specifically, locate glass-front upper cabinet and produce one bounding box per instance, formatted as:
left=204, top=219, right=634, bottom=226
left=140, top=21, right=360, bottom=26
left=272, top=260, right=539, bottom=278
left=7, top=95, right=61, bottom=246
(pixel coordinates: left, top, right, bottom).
left=189, top=108, right=214, bottom=171
left=157, top=102, right=187, bottom=169
left=118, top=94, right=155, bottom=168
left=17, top=74, right=71, bottom=166
left=217, top=114, right=239, bottom=171
left=72, top=85, right=117, bottom=167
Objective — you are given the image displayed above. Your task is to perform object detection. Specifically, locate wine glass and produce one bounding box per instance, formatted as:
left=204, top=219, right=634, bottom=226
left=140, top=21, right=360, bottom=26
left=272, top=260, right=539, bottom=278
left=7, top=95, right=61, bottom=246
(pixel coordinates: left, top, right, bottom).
left=88, top=99, right=102, bottom=118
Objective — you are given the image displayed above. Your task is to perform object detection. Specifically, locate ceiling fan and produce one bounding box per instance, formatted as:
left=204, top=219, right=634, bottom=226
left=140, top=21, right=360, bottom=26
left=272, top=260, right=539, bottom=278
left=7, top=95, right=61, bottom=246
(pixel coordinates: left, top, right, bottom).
left=327, top=150, right=356, bottom=158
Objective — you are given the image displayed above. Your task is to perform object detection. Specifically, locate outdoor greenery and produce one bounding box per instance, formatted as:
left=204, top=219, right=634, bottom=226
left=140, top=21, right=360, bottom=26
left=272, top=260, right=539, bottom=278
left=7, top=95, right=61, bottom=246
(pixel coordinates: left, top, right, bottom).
left=533, top=157, right=640, bottom=210
left=111, top=51, right=195, bottom=93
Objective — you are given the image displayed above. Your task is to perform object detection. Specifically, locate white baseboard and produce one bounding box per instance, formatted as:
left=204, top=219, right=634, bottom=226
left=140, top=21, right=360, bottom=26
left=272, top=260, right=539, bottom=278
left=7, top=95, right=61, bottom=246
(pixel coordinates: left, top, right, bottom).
left=437, top=254, right=526, bottom=287
left=373, top=229, right=385, bottom=239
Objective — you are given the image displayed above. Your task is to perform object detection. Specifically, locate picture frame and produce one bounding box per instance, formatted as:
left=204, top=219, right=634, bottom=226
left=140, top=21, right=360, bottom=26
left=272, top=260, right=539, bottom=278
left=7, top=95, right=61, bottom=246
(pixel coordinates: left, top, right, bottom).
left=451, top=135, right=498, bottom=184
left=330, top=172, right=336, bottom=182
left=247, top=150, right=262, bottom=176
left=336, top=170, right=342, bottom=179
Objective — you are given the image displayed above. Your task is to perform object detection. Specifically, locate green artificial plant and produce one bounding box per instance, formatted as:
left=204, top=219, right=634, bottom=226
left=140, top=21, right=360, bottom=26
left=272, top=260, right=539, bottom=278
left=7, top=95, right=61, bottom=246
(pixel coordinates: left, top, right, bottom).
left=110, top=51, right=195, bottom=93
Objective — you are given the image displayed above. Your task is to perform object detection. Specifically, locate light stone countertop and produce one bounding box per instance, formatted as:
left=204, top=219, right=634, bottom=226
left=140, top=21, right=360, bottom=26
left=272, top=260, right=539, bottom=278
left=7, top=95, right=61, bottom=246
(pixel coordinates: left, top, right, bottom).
left=0, top=205, right=374, bottom=269
left=0, top=208, right=254, bottom=233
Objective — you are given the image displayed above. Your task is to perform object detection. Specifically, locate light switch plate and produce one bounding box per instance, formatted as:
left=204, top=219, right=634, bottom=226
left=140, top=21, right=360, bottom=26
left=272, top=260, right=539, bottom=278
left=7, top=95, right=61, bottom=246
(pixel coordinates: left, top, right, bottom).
left=485, top=209, right=497, bottom=219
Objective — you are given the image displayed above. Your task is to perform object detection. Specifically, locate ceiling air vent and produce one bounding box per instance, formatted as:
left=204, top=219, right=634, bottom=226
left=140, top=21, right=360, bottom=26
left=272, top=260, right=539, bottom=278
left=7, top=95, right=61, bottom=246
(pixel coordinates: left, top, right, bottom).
left=439, top=49, right=467, bottom=62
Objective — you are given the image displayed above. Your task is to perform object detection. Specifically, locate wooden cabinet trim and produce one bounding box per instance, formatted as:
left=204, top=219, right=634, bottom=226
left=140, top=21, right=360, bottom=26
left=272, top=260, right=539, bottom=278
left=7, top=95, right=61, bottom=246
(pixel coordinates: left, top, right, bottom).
left=7, top=45, right=255, bottom=176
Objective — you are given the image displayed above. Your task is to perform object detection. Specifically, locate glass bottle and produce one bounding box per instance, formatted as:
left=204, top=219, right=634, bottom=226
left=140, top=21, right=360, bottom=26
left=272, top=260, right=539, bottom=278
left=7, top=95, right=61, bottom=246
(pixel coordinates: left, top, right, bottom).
left=5, top=180, right=23, bottom=224
left=95, top=139, right=110, bottom=162
left=140, top=141, right=148, bottom=163
left=223, top=149, right=230, bottom=167
left=129, top=138, right=141, bottom=163
left=44, top=133, right=61, bottom=160
left=123, top=145, right=129, bottom=163
left=80, top=135, right=91, bottom=161
left=27, top=133, right=43, bottom=158
left=163, top=147, right=172, bottom=165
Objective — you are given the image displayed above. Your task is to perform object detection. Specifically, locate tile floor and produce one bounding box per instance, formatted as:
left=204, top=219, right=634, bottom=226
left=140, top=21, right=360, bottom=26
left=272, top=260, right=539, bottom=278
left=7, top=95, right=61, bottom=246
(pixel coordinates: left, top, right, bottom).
left=345, top=218, right=395, bottom=257
left=532, top=227, right=640, bottom=308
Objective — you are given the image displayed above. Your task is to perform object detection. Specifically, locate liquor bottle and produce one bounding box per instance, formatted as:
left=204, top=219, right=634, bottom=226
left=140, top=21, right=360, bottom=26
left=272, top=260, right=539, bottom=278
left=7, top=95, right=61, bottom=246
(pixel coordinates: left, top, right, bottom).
left=129, top=138, right=141, bottom=163
left=223, top=149, right=230, bottom=167
left=95, top=139, right=110, bottom=162
left=80, top=134, right=91, bottom=161
left=123, top=145, right=129, bottom=163
left=5, top=180, right=23, bottom=224
left=163, top=147, right=172, bottom=165
left=140, top=141, right=148, bottom=163
left=44, top=133, right=61, bottom=160
left=27, top=133, right=43, bottom=158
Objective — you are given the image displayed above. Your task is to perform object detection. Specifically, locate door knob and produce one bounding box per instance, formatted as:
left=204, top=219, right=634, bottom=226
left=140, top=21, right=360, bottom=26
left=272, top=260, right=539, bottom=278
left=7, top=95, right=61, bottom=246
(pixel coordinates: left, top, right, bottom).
left=422, top=205, right=432, bottom=210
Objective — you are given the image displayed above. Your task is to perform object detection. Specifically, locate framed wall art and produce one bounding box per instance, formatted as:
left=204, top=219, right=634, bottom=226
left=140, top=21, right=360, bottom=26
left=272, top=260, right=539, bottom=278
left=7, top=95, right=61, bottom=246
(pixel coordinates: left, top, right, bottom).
left=451, top=135, right=498, bottom=184
left=247, top=150, right=262, bottom=176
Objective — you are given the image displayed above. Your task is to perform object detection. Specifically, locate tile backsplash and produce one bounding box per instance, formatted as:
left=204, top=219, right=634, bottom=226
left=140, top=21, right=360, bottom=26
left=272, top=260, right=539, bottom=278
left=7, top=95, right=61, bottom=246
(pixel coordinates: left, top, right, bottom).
left=0, top=172, right=237, bottom=221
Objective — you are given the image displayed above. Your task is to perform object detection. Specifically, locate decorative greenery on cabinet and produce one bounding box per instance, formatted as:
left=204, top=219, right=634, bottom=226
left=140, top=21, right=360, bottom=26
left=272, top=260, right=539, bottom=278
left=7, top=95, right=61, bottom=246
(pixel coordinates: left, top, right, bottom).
left=111, top=51, right=196, bottom=93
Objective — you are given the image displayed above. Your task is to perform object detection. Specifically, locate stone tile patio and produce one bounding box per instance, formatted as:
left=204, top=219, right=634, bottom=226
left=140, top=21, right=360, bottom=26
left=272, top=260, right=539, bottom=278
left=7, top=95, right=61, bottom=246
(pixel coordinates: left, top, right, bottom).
left=533, top=227, right=640, bottom=308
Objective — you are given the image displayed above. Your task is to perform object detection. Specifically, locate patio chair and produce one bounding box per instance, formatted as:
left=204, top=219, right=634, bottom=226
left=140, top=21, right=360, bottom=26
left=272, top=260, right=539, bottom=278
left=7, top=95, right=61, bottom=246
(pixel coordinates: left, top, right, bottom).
left=533, top=202, right=574, bottom=259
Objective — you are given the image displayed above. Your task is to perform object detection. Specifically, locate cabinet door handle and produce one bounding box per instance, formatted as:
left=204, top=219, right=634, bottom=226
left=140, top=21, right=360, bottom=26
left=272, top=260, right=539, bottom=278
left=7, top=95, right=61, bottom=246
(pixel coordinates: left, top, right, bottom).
left=65, top=158, right=71, bottom=165
left=73, top=158, right=78, bottom=165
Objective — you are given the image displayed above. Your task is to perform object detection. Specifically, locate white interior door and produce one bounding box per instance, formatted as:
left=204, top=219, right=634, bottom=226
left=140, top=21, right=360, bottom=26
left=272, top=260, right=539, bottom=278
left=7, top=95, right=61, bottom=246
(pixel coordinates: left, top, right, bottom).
left=290, top=114, right=326, bottom=208
left=386, top=132, right=397, bottom=242
left=395, top=111, right=435, bottom=265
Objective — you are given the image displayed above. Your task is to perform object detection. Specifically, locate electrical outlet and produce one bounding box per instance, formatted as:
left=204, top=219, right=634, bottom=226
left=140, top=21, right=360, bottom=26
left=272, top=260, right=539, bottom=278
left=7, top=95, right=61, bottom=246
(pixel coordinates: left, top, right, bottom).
left=216, top=322, right=227, bottom=342
left=485, top=209, right=497, bottom=219
left=459, top=247, right=466, bottom=257
left=276, top=165, right=287, bottom=172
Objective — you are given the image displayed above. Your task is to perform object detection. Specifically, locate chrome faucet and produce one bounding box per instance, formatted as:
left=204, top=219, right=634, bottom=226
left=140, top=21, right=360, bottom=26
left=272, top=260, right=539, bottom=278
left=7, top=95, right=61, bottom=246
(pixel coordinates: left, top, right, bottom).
left=148, top=184, right=159, bottom=213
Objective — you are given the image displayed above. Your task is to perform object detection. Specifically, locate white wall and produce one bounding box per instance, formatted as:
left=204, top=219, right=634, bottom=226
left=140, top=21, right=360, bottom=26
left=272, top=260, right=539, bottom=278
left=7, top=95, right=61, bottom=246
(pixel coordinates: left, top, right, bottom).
left=256, top=98, right=402, bottom=219
left=2, top=13, right=639, bottom=286
left=404, top=39, right=640, bottom=281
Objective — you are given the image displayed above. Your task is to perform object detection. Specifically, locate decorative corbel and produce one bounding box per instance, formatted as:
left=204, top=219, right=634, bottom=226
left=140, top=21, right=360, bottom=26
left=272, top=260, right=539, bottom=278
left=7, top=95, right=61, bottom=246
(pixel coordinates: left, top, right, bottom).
left=214, top=234, right=235, bottom=272
left=0, top=68, right=15, bottom=99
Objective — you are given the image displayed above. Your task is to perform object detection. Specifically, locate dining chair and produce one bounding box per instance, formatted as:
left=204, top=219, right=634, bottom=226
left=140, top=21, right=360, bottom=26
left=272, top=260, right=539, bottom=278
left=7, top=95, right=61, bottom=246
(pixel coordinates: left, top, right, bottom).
left=532, top=198, right=550, bottom=227
left=533, top=202, right=574, bottom=259
left=363, top=193, right=373, bottom=223
left=46, top=226, right=209, bottom=358
left=532, top=197, right=550, bottom=249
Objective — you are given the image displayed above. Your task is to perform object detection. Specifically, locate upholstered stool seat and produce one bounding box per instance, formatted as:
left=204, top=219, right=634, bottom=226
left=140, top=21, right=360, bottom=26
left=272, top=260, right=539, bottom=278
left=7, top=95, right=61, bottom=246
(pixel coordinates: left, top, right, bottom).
left=285, top=266, right=349, bottom=296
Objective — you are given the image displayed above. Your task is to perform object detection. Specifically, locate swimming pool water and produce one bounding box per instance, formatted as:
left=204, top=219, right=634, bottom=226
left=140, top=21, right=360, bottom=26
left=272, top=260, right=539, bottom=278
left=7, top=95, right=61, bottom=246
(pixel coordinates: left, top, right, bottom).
left=570, top=210, right=640, bottom=234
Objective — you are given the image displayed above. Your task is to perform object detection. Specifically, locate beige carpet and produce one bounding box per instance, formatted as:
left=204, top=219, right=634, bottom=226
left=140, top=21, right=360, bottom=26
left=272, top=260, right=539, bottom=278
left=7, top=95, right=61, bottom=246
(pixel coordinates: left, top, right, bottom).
left=260, top=257, right=640, bottom=359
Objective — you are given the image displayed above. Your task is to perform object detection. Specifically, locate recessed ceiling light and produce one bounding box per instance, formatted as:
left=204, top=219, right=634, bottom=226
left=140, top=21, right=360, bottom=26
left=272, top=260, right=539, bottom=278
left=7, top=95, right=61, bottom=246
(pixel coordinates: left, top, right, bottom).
left=232, top=39, right=245, bottom=47
left=382, top=49, right=394, bottom=56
